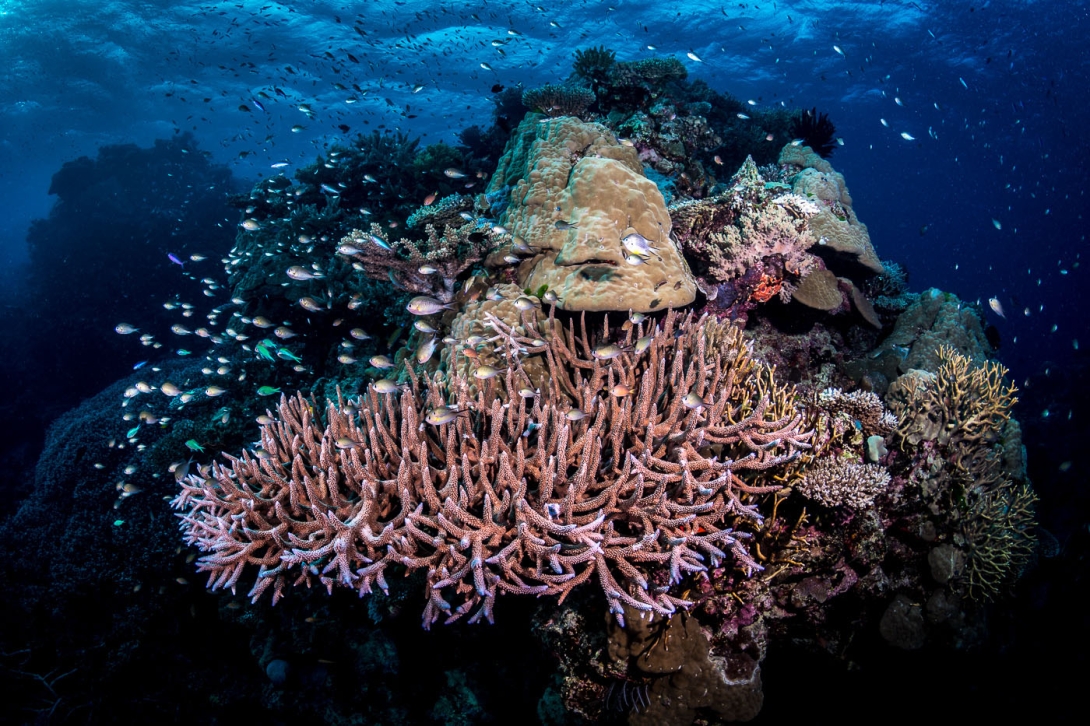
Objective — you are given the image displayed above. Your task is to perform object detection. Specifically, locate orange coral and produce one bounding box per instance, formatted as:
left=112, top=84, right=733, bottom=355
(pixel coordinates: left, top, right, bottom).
left=750, top=274, right=783, bottom=303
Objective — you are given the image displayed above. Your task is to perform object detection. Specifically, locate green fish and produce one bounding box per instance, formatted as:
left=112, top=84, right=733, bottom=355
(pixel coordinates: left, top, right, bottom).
left=177, top=349, right=192, bottom=356
left=255, top=342, right=275, bottom=362
left=185, top=439, right=205, bottom=452
left=113, top=519, right=125, bottom=527
left=257, top=386, right=281, bottom=396
left=126, top=425, right=141, bottom=439
left=276, top=348, right=302, bottom=362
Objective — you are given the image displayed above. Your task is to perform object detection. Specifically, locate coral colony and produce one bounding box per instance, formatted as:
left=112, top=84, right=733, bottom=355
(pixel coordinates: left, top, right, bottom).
left=100, top=50, right=1035, bottom=722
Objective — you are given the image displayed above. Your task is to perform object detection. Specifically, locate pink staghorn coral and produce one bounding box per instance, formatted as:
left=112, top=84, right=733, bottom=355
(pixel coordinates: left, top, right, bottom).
left=173, top=310, right=812, bottom=628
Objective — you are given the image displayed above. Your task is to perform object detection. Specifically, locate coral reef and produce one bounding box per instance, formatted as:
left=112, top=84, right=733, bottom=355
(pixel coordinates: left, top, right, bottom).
left=887, top=346, right=1036, bottom=602
left=173, top=310, right=812, bottom=628
left=3, top=46, right=1052, bottom=726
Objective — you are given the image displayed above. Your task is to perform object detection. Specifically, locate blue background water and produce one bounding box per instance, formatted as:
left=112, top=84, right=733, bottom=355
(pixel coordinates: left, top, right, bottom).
left=0, top=0, right=1086, bottom=720
left=3, top=0, right=1086, bottom=402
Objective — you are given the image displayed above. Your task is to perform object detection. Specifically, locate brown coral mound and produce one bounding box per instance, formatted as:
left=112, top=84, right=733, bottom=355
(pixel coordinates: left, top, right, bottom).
left=173, top=310, right=812, bottom=628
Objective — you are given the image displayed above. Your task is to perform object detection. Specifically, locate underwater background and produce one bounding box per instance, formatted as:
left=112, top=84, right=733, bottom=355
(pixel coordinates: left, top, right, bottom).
left=0, top=1, right=1086, bottom=723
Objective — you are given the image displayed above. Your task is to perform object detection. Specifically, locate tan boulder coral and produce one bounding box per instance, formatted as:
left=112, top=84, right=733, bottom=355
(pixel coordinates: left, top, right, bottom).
left=486, top=115, right=696, bottom=312
left=779, top=144, right=883, bottom=274
left=792, top=267, right=842, bottom=311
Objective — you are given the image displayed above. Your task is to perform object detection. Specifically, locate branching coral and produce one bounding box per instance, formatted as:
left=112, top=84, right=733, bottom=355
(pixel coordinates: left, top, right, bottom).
left=888, top=347, right=1035, bottom=602
left=522, top=84, right=596, bottom=118
left=889, top=346, right=1018, bottom=449
left=405, top=193, right=474, bottom=230
left=172, top=310, right=813, bottom=628
left=796, top=456, right=891, bottom=509
left=958, top=481, right=1037, bottom=601
left=340, top=221, right=499, bottom=303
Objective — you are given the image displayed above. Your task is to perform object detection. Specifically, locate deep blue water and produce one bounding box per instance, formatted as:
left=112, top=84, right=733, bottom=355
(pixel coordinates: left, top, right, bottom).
left=0, top=1, right=1086, bottom=723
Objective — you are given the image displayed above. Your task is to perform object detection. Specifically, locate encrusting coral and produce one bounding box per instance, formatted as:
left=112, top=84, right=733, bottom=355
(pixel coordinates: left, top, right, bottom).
left=172, top=309, right=813, bottom=628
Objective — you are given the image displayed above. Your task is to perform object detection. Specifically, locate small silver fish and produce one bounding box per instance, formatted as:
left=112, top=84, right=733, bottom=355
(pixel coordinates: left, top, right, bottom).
left=406, top=296, right=454, bottom=315
left=988, top=297, right=1006, bottom=318
left=425, top=406, right=463, bottom=425
left=416, top=336, right=437, bottom=364
left=473, top=365, right=501, bottom=380
left=683, top=392, right=712, bottom=410
left=299, top=296, right=325, bottom=312
left=621, top=233, right=658, bottom=257
left=287, top=266, right=322, bottom=281
left=592, top=343, right=627, bottom=360
left=370, top=355, right=395, bottom=369
left=372, top=379, right=400, bottom=394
